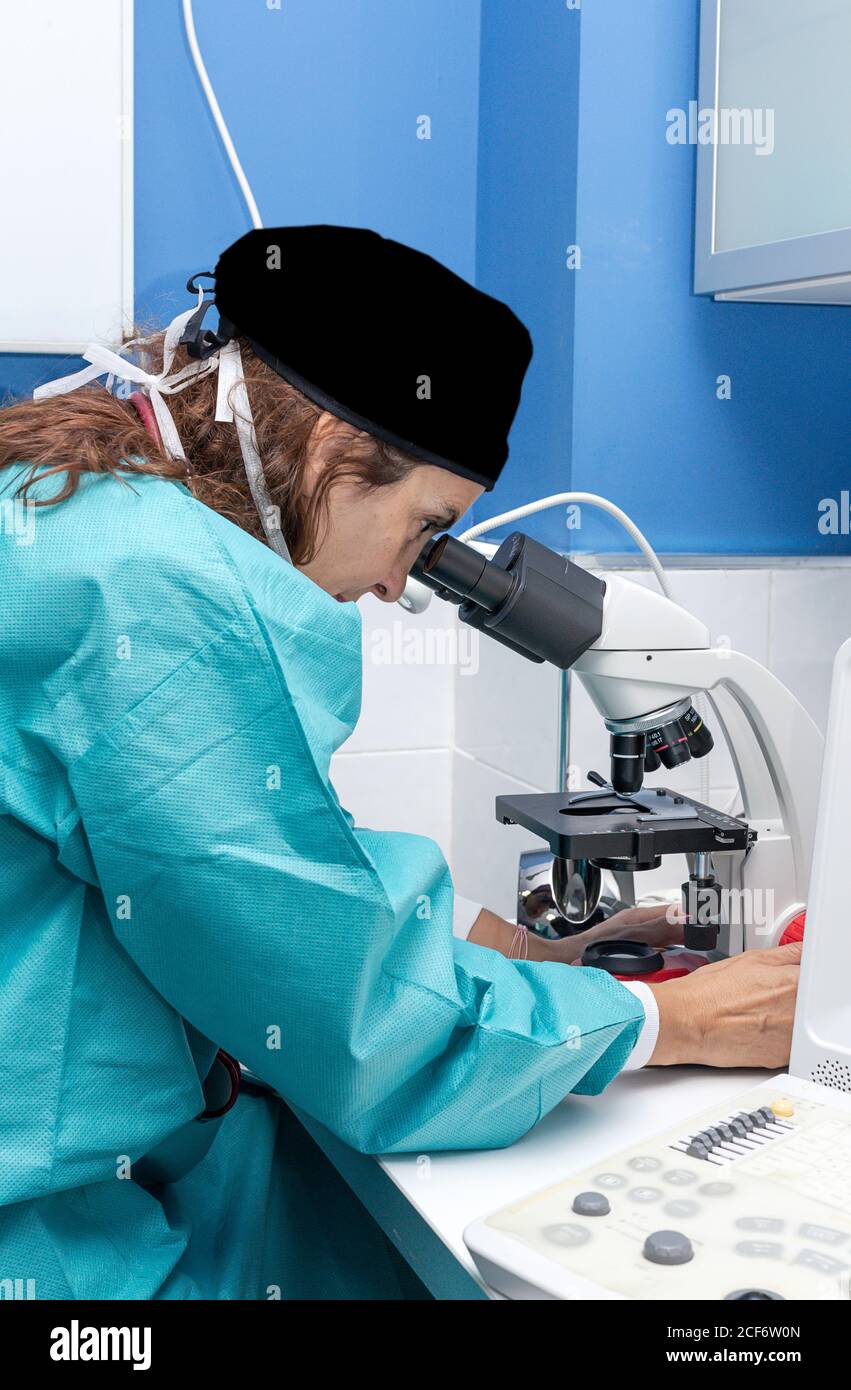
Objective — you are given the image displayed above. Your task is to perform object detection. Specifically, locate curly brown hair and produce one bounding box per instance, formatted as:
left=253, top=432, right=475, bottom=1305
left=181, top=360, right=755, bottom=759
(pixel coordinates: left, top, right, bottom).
left=0, top=326, right=422, bottom=565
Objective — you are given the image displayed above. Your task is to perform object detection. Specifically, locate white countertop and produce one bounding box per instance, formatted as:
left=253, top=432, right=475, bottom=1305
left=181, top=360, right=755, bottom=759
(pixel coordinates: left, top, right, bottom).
left=376, top=1064, right=779, bottom=1295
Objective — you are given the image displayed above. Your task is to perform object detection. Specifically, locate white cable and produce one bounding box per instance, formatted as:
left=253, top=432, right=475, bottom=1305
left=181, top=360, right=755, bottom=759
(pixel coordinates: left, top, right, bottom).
left=459, top=492, right=671, bottom=598
left=180, top=3, right=296, bottom=560
left=182, top=0, right=264, bottom=230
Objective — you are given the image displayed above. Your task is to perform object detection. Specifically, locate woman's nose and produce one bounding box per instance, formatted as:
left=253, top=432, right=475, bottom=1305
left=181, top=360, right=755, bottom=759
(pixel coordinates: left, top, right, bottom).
left=370, top=569, right=408, bottom=603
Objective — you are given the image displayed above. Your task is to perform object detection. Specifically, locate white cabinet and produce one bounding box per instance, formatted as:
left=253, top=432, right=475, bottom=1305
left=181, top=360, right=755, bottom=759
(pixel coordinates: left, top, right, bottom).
left=695, top=0, right=851, bottom=304
left=0, top=0, right=134, bottom=352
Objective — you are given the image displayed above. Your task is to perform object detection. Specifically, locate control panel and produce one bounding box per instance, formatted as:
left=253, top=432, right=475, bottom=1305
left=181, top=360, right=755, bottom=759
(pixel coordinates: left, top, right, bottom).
left=464, top=1076, right=851, bottom=1300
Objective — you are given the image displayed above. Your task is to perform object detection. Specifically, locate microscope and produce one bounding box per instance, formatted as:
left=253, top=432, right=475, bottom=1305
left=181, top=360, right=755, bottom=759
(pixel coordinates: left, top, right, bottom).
left=419, top=533, right=851, bottom=1301
left=412, top=530, right=851, bottom=1300
left=410, top=530, right=824, bottom=958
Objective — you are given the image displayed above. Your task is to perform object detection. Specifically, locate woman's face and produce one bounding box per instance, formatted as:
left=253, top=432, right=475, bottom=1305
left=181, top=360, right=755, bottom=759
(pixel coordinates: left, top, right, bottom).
left=297, top=413, right=484, bottom=603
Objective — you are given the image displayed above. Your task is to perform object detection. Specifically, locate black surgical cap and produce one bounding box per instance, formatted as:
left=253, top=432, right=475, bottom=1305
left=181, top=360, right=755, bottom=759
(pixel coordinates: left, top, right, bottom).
left=209, top=225, right=533, bottom=491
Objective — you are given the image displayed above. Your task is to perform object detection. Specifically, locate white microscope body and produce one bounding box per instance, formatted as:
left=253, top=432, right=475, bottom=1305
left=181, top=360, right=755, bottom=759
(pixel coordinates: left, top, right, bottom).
left=573, top=574, right=824, bottom=953
left=407, top=526, right=826, bottom=956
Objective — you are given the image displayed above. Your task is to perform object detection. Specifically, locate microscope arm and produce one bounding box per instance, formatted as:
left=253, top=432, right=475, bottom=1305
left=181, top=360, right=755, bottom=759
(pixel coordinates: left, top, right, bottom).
left=574, top=645, right=822, bottom=897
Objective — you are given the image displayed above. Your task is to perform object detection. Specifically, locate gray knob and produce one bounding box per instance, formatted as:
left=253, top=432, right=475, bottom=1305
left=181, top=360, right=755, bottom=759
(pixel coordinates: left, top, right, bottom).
left=572, top=1190, right=611, bottom=1217
left=724, top=1289, right=784, bottom=1301
left=643, top=1229, right=694, bottom=1265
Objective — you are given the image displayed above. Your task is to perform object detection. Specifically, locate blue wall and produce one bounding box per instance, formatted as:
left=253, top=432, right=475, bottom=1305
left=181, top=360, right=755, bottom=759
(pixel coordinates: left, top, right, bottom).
left=474, top=0, right=581, bottom=538
left=3, top=0, right=848, bottom=555
left=473, top=0, right=850, bottom=555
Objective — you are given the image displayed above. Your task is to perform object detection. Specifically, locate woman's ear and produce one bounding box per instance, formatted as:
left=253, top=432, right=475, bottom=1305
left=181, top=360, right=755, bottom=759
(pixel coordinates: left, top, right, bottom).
left=302, top=412, right=337, bottom=489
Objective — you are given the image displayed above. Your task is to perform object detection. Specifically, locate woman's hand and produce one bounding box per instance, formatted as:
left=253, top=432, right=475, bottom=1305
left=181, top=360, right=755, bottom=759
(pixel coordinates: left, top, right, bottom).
left=646, top=940, right=803, bottom=1068
left=468, top=905, right=802, bottom=1071
left=548, top=903, right=684, bottom=964
left=590, top=903, right=685, bottom=950
left=465, top=906, right=681, bottom=964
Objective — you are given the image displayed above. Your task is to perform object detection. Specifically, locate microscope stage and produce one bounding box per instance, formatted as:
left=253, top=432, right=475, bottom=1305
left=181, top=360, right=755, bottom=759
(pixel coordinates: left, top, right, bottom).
left=495, top=787, right=752, bottom=865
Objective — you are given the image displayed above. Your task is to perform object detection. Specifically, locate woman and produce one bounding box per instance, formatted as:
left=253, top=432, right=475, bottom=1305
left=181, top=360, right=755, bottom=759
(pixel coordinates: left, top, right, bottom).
left=0, top=226, right=801, bottom=1300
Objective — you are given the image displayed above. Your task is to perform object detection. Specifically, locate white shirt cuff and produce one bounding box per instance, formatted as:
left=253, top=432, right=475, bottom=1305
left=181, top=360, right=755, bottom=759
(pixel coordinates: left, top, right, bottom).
left=452, top=894, right=483, bottom=939
left=617, top=980, right=660, bottom=1071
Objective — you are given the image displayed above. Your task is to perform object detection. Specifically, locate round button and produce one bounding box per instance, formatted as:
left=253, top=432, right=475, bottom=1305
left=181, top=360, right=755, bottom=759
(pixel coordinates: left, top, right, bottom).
left=664, top=1200, right=700, bottom=1219
left=735, top=1241, right=783, bottom=1259
left=771, top=1097, right=794, bottom=1118
left=629, top=1186, right=662, bottom=1203
left=643, top=1229, right=694, bottom=1265
left=594, top=1173, right=627, bottom=1190
left=664, top=1169, right=699, bottom=1187
left=627, top=1156, right=662, bottom=1173
left=542, top=1222, right=591, bottom=1248
left=572, top=1191, right=610, bottom=1217
left=736, top=1216, right=784, bottom=1233
left=699, top=1181, right=736, bottom=1197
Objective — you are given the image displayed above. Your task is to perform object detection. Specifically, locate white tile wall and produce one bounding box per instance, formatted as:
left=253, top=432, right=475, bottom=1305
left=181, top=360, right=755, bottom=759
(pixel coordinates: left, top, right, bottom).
left=330, top=563, right=851, bottom=922
left=452, top=610, right=561, bottom=790
left=331, top=593, right=456, bottom=863
left=449, top=751, right=557, bottom=920
left=331, top=747, right=453, bottom=862
left=769, top=570, right=851, bottom=731
left=343, top=591, right=455, bottom=753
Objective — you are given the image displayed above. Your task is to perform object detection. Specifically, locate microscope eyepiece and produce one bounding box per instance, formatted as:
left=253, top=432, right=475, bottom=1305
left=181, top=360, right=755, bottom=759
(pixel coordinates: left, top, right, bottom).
left=409, top=531, right=606, bottom=668
left=414, top=533, right=508, bottom=610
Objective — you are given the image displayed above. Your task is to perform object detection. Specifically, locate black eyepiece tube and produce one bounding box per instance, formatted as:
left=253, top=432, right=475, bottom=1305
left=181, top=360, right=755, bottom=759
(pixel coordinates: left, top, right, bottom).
left=412, top=535, right=514, bottom=612
left=410, top=531, right=606, bottom=669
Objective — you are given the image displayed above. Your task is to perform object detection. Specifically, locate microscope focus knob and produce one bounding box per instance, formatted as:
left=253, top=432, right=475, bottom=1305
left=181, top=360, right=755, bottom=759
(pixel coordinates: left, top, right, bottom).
left=682, top=876, right=723, bottom=951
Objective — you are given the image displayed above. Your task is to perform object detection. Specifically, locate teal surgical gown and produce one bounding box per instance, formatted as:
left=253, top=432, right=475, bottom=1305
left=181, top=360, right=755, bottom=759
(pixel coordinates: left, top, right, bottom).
left=0, top=463, right=644, bottom=1299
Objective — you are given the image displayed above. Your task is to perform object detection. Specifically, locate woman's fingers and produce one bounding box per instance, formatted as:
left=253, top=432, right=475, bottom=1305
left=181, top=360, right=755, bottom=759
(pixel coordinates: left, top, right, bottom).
left=767, top=939, right=804, bottom=964
left=598, top=903, right=685, bottom=947
left=610, top=904, right=680, bottom=925
left=648, top=943, right=802, bottom=1068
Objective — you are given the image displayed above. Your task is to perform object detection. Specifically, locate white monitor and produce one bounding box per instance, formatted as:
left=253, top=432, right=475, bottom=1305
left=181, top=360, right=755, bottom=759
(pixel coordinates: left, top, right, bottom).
left=790, top=637, right=851, bottom=1092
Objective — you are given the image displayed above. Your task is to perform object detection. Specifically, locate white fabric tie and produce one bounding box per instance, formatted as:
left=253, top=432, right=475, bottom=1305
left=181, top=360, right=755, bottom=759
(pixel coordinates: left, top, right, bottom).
left=33, top=299, right=216, bottom=462
left=33, top=296, right=292, bottom=565
left=214, top=340, right=291, bottom=562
